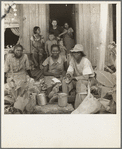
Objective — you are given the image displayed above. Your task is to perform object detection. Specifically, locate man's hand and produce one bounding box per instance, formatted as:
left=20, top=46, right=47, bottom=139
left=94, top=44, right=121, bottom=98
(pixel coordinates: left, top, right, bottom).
left=65, top=73, right=72, bottom=84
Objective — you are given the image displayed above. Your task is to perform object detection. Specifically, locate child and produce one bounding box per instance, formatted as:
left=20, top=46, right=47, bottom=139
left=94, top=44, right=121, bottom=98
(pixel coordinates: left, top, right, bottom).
left=58, top=39, right=67, bottom=57
left=30, top=26, right=45, bottom=69
left=45, top=34, right=57, bottom=56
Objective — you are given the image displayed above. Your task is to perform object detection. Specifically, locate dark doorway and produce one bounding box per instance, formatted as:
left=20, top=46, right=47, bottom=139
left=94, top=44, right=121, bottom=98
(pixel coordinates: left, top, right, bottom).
left=49, top=4, right=76, bottom=41
left=49, top=4, right=74, bottom=27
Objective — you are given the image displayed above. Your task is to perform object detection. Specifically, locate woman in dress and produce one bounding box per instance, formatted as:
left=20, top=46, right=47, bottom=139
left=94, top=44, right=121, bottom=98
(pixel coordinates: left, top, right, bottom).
left=59, top=22, right=75, bottom=54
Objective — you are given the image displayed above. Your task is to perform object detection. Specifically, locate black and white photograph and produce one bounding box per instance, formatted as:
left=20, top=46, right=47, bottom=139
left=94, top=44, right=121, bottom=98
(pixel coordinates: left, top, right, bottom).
left=1, top=1, right=121, bottom=148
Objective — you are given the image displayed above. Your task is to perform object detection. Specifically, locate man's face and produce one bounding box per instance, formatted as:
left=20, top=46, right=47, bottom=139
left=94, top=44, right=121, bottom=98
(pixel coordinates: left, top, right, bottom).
left=51, top=47, right=60, bottom=57
left=14, top=47, right=23, bottom=58
left=52, top=20, right=57, bottom=26
left=72, top=52, right=81, bottom=61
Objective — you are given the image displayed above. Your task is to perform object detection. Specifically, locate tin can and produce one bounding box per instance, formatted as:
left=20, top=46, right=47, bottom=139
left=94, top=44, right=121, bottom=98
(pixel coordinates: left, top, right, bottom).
left=37, top=93, right=47, bottom=106
left=58, top=93, right=67, bottom=107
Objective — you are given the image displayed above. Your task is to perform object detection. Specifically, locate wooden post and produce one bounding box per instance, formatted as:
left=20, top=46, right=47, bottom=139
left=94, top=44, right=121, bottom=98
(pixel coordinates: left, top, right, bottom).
left=97, top=4, right=108, bottom=70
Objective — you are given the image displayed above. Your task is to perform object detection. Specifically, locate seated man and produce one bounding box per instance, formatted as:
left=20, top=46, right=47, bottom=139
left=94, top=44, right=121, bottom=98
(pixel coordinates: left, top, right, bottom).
left=64, top=44, right=94, bottom=109
left=4, top=44, right=34, bottom=92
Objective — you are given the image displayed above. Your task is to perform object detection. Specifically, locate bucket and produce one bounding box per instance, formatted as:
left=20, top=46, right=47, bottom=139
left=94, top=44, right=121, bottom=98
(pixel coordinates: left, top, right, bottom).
left=37, top=93, right=47, bottom=106
left=58, top=93, right=68, bottom=107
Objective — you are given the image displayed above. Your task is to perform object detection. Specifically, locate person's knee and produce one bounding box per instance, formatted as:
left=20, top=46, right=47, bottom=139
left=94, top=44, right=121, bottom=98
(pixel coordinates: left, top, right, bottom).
left=76, top=80, right=87, bottom=94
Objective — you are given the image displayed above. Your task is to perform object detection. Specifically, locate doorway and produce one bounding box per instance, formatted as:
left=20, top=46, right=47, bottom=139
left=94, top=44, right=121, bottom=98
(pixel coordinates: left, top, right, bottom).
left=49, top=4, right=76, bottom=42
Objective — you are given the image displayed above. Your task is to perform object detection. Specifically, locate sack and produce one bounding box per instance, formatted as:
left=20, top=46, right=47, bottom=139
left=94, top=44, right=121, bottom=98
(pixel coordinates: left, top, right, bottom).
left=99, top=98, right=110, bottom=111
left=14, top=95, right=29, bottom=112
left=25, top=93, right=37, bottom=113
left=72, top=82, right=102, bottom=114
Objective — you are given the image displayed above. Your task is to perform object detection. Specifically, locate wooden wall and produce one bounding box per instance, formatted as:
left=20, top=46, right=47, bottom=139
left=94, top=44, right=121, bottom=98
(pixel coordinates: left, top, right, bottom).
left=18, top=4, right=113, bottom=66
left=18, top=4, right=49, bottom=53
left=75, top=4, right=113, bottom=66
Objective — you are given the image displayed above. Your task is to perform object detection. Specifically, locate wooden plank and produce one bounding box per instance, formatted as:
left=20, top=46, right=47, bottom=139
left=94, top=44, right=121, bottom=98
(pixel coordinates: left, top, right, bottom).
left=18, top=4, right=23, bottom=46
left=78, top=4, right=84, bottom=45
left=46, top=4, right=49, bottom=41
left=90, top=4, right=100, bottom=66
left=97, top=4, right=108, bottom=70
left=105, top=4, right=113, bottom=66
left=36, top=4, right=39, bottom=26
left=75, top=4, right=79, bottom=43
left=29, top=4, right=36, bottom=54
left=39, top=4, right=47, bottom=40
left=82, top=4, right=91, bottom=60
left=23, top=4, right=30, bottom=53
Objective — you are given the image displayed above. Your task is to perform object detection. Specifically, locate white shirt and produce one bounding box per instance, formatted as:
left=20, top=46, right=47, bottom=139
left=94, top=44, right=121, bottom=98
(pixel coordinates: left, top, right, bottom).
left=67, top=57, right=94, bottom=77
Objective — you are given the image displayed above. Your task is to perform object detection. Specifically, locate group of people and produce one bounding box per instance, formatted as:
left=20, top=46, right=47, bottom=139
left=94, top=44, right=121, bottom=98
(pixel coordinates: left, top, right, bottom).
left=4, top=19, right=95, bottom=109
left=30, top=19, right=75, bottom=69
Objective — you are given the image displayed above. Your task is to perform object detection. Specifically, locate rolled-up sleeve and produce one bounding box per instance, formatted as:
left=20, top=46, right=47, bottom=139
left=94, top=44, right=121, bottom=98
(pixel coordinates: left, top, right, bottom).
left=82, top=59, right=94, bottom=76
left=67, top=58, right=74, bottom=76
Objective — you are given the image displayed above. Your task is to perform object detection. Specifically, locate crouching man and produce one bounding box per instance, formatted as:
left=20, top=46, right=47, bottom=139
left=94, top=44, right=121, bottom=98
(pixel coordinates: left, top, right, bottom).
left=63, top=44, right=95, bottom=109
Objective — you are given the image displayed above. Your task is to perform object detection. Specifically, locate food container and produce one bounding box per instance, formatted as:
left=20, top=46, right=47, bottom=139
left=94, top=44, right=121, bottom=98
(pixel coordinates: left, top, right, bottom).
left=58, top=93, right=68, bottom=107
left=37, top=93, right=47, bottom=106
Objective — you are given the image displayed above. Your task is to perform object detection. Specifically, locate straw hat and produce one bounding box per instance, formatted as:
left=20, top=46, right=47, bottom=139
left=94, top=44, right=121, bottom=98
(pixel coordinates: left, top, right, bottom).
left=70, top=44, right=84, bottom=52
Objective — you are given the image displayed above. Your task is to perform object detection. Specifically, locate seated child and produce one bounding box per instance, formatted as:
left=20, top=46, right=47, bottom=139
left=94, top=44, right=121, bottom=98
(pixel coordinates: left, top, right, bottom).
left=58, top=39, right=67, bottom=57
left=45, top=34, right=57, bottom=56
left=30, top=26, right=45, bottom=69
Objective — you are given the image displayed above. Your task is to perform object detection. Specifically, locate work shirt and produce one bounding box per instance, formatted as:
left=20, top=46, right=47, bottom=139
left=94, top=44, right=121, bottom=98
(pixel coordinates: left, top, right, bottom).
left=67, top=57, right=94, bottom=78
left=43, top=55, right=67, bottom=75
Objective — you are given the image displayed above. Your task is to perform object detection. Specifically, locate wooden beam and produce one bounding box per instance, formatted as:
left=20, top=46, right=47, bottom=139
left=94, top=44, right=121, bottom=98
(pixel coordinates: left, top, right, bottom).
left=97, top=4, right=108, bottom=70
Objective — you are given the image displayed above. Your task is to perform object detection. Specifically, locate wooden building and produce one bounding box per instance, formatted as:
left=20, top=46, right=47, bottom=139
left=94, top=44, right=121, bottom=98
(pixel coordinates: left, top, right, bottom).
left=4, top=3, right=115, bottom=69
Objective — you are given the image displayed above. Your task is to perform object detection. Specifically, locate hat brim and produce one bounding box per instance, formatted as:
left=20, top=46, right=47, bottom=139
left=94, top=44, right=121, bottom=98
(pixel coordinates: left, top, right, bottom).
left=70, top=50, right=83, bottom=52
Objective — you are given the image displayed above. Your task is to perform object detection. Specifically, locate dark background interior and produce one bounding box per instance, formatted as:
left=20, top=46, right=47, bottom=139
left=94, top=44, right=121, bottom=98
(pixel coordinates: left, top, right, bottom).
left=49, top=4, right=74, bottom=27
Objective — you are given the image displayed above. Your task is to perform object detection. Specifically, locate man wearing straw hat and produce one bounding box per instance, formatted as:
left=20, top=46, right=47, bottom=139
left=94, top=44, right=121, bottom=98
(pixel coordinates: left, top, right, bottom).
left=64, top=44, right=95, bottom=109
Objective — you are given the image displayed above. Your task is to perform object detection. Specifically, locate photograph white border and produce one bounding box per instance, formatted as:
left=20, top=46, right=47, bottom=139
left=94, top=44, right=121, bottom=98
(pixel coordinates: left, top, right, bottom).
left=1, top=1, right=121, bottom=148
